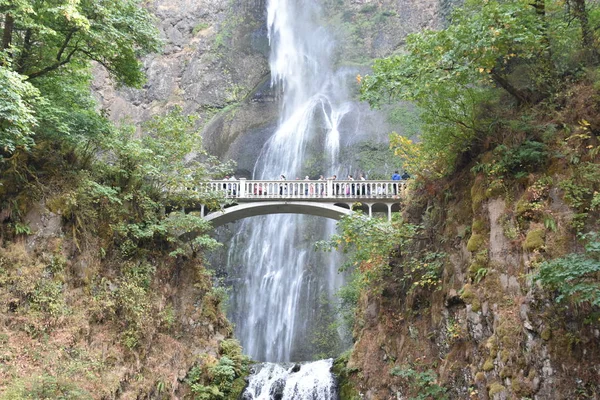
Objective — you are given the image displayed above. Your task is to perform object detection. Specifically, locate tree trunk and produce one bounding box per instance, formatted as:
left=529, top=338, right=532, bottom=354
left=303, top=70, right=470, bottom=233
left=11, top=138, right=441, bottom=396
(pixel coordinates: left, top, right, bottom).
left=571, top=0, right=598, bottom=63
left=531, top=0, right=557, bottom=93
left=2, top=13, right=14, bottom=50
left=490, top=69, right=531, bottom=105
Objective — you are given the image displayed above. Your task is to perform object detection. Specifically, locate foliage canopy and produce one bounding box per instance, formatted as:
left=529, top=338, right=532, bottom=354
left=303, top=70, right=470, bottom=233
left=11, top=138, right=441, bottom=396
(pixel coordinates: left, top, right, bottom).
left=361, top=0, right=600, bottom=177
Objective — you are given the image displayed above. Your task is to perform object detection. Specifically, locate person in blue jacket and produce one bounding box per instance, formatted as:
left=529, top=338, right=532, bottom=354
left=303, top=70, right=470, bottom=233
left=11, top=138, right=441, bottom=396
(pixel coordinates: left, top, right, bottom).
left=391, top=170, right=401, bottom=194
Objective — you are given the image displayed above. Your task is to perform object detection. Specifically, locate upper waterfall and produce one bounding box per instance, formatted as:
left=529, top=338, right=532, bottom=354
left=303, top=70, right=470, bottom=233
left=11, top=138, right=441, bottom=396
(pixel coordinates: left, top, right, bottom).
left=225, top=0, right=359, bottom=362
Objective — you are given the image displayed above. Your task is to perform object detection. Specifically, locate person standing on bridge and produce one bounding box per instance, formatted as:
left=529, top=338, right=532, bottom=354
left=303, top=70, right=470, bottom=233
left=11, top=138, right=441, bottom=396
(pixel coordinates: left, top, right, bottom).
left=391, top=170, right=401, bottom=195
left=279, top=175, right=286, bottom=195
left=223, top=176, right=229, bottom=192
left=304, top=176, right=310, bottom=195
left=359, top=173, right=366, bottom=195
left=329, top=174, right=338, bottom=196
left=229, top=175, right=237, bottom=195
left=318, top=175, right=325, bottom=196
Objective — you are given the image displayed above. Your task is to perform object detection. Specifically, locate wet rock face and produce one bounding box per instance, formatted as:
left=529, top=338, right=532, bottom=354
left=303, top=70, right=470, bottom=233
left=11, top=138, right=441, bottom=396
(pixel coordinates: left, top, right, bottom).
left=93, top=0, right=270, bottom=134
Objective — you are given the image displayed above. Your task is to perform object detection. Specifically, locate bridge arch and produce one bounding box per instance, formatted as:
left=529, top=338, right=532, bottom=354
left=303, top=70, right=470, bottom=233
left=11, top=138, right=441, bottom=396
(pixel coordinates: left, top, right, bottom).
left=204, top=201, right=353, bottom=228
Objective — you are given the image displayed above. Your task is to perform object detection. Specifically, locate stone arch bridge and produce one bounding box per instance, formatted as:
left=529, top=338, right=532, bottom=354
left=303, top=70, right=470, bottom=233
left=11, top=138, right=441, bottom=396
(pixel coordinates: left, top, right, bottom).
left=193, top=179, right=406, bottom=228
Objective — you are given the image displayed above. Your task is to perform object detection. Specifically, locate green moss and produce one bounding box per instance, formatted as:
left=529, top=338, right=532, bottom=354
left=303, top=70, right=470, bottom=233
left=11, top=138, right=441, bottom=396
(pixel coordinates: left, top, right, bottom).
left=460, top=284, right=475, bottom=301
left=472, top=219, right=486, bottom=233
left=483, top=358, right=494, bottom=371
left=541, top=328, right=551, bottom=341
left=499, top=366, right=512, bottom=379
left=486, top=335, right=499, bottom=356
left=515, top=197, right=531, bottom=216
left=486, top=181, right=505, bottom=199
left=488, top=382, right=506, bottom=396
left=460, top=284, right=481, bottom=311
left=471, top=298, right=482, bottom=312
left=333, top=352, right=361, bottom=400
left=500, top=349, right=511, bottom=364
left=475, top=371, right=486, bottom=383
left=467, top=233, right=485, bottom=252
left=496, top=317, right=522, bottom=350
left=471, top=177, right=487, bottom=213
left=523, top=228, right=545, bottom=251
left=482, top=270, right=504, bottom=303
left=192, top=22, right=210, bottom=35
left=468, top=250, right=489, bottom=281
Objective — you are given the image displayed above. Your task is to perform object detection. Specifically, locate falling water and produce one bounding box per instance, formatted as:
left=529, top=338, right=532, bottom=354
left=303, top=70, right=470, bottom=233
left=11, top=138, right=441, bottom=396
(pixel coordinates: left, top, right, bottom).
left=226, top=0, right=355, bottom=366
left=243, top=359, right=338, bottom=400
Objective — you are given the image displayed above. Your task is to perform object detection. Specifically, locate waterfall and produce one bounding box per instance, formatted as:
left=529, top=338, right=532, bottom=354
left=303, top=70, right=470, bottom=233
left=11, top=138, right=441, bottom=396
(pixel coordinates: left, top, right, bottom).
left=226, top=0, right=353, bottom=364
left=242, top=359, right=338, bottom=400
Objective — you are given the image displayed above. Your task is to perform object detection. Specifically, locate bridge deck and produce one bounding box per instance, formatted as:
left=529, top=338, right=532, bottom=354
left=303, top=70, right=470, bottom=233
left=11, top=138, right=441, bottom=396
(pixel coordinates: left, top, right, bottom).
left=199, top=179, right=406, bottom=202
left=191, top=180, right=406, bottom=225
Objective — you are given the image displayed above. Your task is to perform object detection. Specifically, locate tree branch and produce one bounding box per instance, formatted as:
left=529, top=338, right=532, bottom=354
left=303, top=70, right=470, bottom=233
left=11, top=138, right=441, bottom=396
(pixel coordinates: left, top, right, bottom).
left=26, top=46, right=78, bottom=80
left=56, top=29, right=77, bottom=61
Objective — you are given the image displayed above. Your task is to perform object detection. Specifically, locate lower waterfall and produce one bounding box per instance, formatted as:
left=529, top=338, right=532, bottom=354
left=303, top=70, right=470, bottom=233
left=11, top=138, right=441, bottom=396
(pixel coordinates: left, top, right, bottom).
left=242, top=359, right=338, bottom=400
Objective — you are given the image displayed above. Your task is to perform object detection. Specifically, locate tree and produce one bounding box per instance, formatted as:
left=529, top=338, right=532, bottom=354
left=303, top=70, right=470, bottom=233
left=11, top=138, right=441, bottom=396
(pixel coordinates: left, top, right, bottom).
left=360, top=0, right=596, bottom=176
left=568, top=0, right=598, bottom=62
left=0, top=0, right=161, bottom=158
left=0, top=65, right=40, bottom=153
left=1, top=0, right=161, bottom=86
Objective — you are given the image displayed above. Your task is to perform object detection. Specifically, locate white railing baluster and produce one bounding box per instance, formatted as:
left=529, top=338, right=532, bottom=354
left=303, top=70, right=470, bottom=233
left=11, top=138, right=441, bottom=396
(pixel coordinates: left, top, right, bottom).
left=197, top=179, right=407, bottom=201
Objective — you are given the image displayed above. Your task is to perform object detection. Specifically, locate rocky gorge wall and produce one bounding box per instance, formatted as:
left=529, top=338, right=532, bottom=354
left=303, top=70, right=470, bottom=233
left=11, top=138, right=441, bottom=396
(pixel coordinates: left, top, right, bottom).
left=338, top=164, right=600, bottom=399
left=0, top=203, right=238, bottom=398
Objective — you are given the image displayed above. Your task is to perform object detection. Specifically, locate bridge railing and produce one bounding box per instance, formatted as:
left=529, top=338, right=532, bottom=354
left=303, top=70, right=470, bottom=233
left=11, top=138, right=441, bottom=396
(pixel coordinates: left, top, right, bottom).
left=196, top=179, right=406, bottom=200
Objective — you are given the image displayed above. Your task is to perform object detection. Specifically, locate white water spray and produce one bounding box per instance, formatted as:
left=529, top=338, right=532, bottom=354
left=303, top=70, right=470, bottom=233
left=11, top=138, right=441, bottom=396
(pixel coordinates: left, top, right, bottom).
left=227, top=0, right=354, bottom=364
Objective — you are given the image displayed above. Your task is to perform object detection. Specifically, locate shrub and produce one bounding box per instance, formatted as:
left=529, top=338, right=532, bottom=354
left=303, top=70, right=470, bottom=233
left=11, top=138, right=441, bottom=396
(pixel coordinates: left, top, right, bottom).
left=3, top=374, right=92, bottom=400
left=389, top=365, right=448, bottom=400
left=536, top=232, right=600, bottom=306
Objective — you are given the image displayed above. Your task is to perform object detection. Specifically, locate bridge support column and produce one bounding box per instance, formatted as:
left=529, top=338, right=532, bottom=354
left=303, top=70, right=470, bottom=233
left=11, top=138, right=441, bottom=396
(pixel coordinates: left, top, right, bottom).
left=239, top=178, right=246, bottom=198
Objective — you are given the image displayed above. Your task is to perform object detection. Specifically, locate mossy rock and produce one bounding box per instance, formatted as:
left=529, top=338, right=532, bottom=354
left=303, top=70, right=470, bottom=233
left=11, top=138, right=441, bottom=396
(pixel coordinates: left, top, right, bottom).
left=467, top=233, right=485, bottom=252
left=471, top=298, right=482, bottom=312
left=500, top=349, right=511, bottom=364
left=486, top=181, right=505, bottom=199
left=483, top=358, right=494, bottom=371
left=460, top=284, right=480, bottom=313
left=499, top=366, right=513, bottom=379
left=230, top=377, right=248, bottom=399
left=468, top=250, right=489, bottom=281
left=541, top=328, right=551, bottom=341
left=486, top=335, right=499, bottom=356
left=515, top=197, right=531, bottom=216
left=475, top=371, right=486, bottom=383
left=460, top=284, right=476, bottom=301
left=472, top=219, right=486, bottom=233
left=333, top=353, right=361, bottom=400
left=511, top=377, right=533, bottom=397
left=488, top=382, right=506, bottom=397
left=523, top=228, right=545, bottom=251
left=471, top=176, right=488, bottom=213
